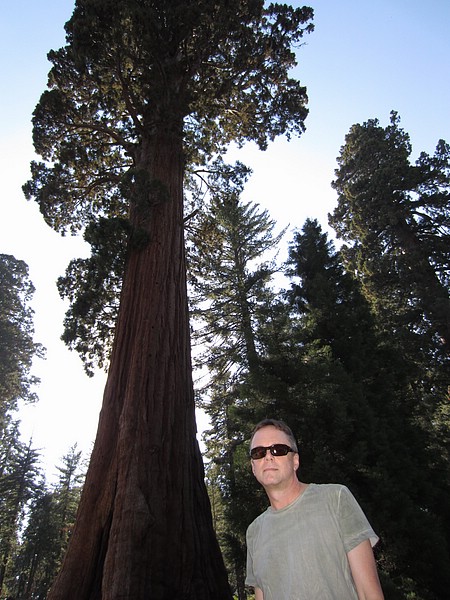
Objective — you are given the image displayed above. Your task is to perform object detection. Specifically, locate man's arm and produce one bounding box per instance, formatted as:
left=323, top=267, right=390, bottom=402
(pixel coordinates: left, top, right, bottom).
left=254, top=586, right=264, bottom=600
left=347, top=539, right=384, bottom=600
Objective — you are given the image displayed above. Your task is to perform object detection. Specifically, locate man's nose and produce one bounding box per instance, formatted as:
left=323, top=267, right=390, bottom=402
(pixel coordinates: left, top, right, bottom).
left=263, top=448, right=273, bottom=459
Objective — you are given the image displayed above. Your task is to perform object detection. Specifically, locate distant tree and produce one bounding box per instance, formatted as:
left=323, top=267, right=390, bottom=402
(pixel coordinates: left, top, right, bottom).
left=188, top=159, right=285, bottom=383
left=260, top=219, right=384, bottom=486
left=0, top=254, right=46, bottom=597
left=329, top=111, right=450, bottom=356
left=23, top=1, right=314, bottom=597
left=52, top=444, right=85, bottom=554
left=0, top=254, right=45, bottom=431
left=0, top=439, right=41, bottom=596
left=9, top=446, right=86, bottom=599
left=187, top=162, right=285, bottom=598
left=9, top=484, right=59, bottom=599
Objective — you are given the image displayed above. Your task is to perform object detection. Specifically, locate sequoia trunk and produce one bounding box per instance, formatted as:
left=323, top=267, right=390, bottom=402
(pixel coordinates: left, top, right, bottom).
left=48, top=130, right=232, bottom=599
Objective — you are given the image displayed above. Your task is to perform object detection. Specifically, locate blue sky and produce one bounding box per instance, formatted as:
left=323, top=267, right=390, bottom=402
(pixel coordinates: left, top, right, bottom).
left=1, top=1, right=449, bottom=479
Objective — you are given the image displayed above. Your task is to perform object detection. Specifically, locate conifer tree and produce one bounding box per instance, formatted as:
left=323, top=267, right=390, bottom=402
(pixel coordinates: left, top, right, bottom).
left=0, top=253, right=44, bottom=597
left=0, top=440, right=41, bottom=596
left=187, top=162, right=285, bottom=598
left=188, top=160, right=285, bottom=383
left=329, top=115, right=450, bottom=597
left=0, top=254, right=44, bottom=430
left=267, top=219, right=382, bottom=485
left=23, top=2, right=314, bottom=597
left=10, top=485, right=59, bottom=599
left=282, top=219, right=450, bottom=599
left=53, top=445, right=85, bottom=557
left=330, top=111, right=450, bottom=356
left=10, top=447, right=86, bottom=599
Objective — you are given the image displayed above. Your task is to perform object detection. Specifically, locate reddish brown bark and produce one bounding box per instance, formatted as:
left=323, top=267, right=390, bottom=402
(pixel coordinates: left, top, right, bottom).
left=48, top=131, right=232, bottom=599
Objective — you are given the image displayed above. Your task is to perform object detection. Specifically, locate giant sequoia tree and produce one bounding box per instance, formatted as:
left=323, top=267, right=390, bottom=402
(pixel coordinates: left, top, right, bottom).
left=23, top=1, right=313, bottom=598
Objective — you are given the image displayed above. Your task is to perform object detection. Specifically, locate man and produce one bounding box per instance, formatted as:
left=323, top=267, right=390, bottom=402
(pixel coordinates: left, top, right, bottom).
left=246, top=419, right=384, bottom=600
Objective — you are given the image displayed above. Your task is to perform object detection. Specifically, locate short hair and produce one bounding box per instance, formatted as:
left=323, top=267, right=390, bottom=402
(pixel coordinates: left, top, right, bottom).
left=250, top=418, right=298, bottom=453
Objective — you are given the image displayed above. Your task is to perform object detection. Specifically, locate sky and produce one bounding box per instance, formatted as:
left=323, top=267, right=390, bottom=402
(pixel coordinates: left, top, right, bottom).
left=1, top=0, right=449, bottom=482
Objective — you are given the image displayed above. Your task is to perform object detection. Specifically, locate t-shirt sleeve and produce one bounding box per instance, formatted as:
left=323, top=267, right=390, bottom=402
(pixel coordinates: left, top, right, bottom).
left=337, top=485, right=379, bottom=552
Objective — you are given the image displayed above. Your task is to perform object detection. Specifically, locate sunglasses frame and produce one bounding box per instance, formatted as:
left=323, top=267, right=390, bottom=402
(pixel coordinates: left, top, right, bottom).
left=250, top=443, right=295, bottom=460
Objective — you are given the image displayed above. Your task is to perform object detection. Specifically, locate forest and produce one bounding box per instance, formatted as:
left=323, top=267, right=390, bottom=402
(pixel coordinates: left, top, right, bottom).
left=1, top=1, right=449, bottom=599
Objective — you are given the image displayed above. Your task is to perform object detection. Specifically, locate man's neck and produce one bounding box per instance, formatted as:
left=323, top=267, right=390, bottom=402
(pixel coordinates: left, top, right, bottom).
left=267, top=479, right=308, bottom=510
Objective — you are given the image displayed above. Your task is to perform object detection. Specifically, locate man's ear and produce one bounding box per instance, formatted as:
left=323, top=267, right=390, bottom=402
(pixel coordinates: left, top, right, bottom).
left=293, top=452, right=300, bottom=472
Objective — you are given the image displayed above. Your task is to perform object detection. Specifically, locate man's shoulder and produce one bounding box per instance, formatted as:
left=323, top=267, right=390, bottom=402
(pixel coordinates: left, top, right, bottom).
left=311, top=483, right=348, bottom=495
left=304, top=483, right=352, bottom=507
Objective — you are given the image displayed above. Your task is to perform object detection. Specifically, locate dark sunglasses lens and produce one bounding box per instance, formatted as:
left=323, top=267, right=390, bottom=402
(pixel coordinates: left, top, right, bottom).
left=272, top=444, right=290, bottom=456
left=250, top=446, right=266, bottom=459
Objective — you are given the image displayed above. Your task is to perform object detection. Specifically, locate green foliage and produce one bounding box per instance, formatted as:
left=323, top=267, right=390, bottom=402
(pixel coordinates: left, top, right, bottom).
left=0, top=255, right=87, bottom=596
left=12, top=488, right=62, bottom=598
left=330, top=111, right=450, bottom=356
left=328, top=115, right=450, bottom=598
left=278, top=220, right=450, bottom=599
left=188, top=158, right=285, bottom=380
left=0, top=439, right=41, bottom=596
left=2, top=445, right=86, bottom=599
left=197, top=209, right=450, bottom=599
left=23, top=0, right=313, bottom=374
left=57, top=217, right=128, bottom=374
left=188, top=171, right=285, bottom=596
left=0, top=254, right=48, bottom=595
left=0, top=254, right=45, bottom=426
left=25, top=0, right=314, bottom=225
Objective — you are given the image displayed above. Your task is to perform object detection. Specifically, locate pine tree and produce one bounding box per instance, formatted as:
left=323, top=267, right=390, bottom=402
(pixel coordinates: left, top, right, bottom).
left=9, top=446, right=86, bottom=599
left=270, top=219, right=381, bottom=484
left=10, top=485, right=59, bottom=599
left=329, top=115, right=450, bottom=596
left=283, top=219, right=450, bottom=599
left=53, top=445, right=85, bottom=559
left=188, top=159, right=285, bottom=382
left=187, top=162, right=285, bottom=598
left=22, top=2, right=314, bottom=597
left=0, top=439, right=41, bottom=596
left=0, top=254, right=44, bottom=596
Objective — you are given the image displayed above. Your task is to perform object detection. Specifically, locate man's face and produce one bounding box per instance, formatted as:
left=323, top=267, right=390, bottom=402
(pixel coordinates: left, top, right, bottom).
left=250, top=425, right=299, bottom=490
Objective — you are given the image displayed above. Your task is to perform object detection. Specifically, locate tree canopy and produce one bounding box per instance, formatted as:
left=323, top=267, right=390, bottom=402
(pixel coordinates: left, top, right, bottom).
left=24, top=0, right=313, bottom=235
left=330, top=111, right=450, bottom=355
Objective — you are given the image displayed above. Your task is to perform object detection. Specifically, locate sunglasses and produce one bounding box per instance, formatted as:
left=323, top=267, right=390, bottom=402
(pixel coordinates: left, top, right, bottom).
left=250, top=444, right=295, bottom=460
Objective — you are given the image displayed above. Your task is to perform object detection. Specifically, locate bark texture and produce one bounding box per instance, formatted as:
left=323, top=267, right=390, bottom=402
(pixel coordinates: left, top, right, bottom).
left=48, top=131, right=232, bottom=599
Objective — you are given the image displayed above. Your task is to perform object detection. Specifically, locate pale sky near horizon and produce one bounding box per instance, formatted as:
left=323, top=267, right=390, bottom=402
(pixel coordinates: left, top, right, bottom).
left=1, top=1, right=449, bottom=482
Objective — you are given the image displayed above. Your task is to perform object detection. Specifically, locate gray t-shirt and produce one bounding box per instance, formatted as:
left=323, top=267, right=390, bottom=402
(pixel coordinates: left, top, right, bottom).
left=246, top=483, right=378, bottom=600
